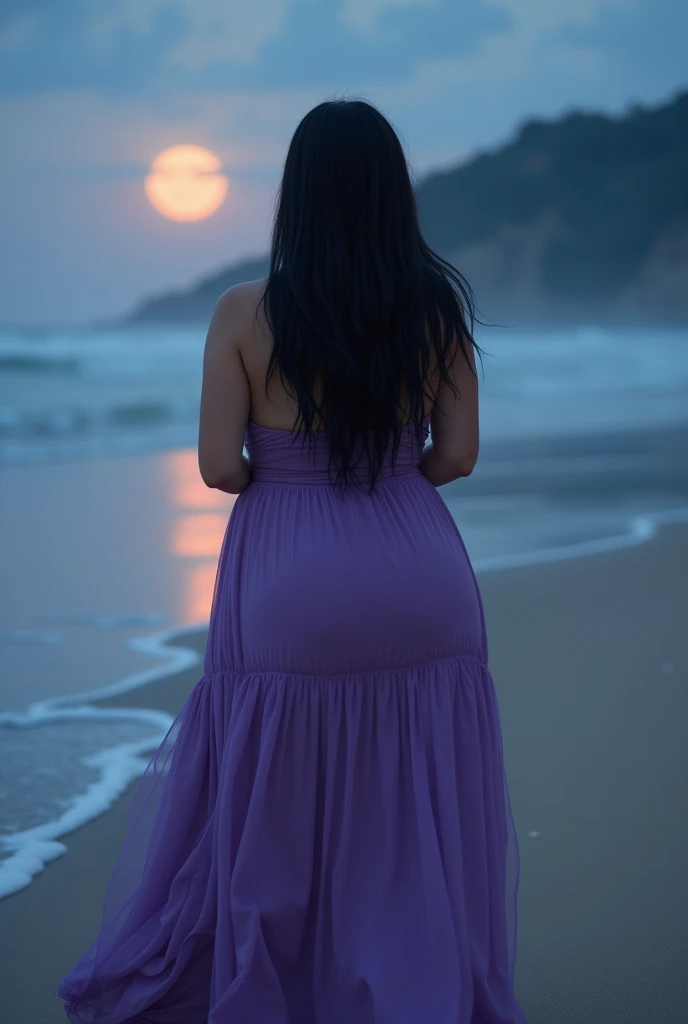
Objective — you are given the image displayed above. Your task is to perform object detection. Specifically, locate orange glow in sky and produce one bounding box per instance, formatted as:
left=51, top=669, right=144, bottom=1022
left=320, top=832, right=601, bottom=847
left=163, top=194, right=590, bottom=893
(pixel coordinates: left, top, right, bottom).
left=145, top=144, right=228, bottom=222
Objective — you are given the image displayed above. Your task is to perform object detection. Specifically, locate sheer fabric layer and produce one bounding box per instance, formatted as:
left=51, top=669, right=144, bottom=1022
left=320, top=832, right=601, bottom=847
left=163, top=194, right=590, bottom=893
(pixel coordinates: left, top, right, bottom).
left=59, top=656, right=522, bottom=1024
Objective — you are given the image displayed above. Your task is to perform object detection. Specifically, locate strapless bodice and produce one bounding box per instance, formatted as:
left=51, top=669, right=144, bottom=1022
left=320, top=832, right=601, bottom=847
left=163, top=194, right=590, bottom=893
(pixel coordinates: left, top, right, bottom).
left=244, top=411, right=431, bottom=486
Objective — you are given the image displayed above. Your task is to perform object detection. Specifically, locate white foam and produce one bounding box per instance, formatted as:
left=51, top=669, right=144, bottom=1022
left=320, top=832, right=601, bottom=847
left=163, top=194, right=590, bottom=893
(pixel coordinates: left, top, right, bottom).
left=472, top=506, right=688, bottom=573
left=2, top=506, right=688, bottom=901
left=0, top=625, right=205, bottom=899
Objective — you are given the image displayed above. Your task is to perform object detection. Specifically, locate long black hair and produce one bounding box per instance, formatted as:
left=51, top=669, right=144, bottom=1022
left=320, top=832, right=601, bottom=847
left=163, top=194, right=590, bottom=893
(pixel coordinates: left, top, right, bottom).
left=257, top=96, right=484, bottom=496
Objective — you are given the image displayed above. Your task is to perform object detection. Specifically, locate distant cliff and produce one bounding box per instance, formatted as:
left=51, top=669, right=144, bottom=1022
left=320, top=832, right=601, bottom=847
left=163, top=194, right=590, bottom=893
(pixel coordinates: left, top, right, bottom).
left=125, top=255, right=270, bottom=326
left=125, top=89, right=688, bottom=328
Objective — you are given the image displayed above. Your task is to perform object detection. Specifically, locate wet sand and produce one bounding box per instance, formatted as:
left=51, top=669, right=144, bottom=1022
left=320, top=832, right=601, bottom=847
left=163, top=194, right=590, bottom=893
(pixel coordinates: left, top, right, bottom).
left=1, top=521, right=687, bottom=1023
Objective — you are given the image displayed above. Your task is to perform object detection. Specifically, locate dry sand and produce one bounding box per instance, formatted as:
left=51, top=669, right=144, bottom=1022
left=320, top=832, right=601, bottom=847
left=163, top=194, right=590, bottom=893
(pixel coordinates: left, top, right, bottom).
left=1, top=521, right=687, bottom=1023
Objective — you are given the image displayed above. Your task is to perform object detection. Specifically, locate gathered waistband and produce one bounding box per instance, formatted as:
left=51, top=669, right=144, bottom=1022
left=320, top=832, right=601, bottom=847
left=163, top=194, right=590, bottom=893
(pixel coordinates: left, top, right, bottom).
left=249, top=464, right=424, bottom=487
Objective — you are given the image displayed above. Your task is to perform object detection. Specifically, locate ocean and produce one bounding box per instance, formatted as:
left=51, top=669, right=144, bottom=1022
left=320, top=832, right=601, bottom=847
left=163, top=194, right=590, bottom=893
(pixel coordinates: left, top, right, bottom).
left=1, top=323, right=688, bottom=464
left=1, top=322, right=687, bottom=898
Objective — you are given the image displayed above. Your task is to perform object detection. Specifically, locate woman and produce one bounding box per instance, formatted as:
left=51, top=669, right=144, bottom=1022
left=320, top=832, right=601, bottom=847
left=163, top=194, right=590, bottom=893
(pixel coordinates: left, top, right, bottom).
left=59, top=99, right=528, bottom=1023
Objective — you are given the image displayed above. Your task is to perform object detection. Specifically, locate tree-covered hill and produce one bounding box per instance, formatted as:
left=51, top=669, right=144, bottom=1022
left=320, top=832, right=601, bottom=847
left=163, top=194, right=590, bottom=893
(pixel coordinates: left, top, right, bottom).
left=416, top=88, right=688, bottom=323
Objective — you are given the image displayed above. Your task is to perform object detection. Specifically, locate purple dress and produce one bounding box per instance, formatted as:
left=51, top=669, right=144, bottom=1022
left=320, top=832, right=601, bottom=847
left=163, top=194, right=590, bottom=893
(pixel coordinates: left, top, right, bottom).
left=59, top=411, right=528, bottom=1023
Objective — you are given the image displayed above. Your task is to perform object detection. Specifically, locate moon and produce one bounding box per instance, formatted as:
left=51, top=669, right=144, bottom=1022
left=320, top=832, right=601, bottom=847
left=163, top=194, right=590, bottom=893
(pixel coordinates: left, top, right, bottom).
left=145, top=144, right=228, bottom=222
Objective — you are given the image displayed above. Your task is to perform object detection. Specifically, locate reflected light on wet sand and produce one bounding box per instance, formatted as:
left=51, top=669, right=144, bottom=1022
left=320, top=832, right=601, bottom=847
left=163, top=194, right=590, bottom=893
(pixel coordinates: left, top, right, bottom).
left=164, top=451, right=234, bottom=511
left=163, top=450, right=238, bottom=623
left=184, top=561, right=222, bottom=625
left=171, top=513, right=229, bottom=557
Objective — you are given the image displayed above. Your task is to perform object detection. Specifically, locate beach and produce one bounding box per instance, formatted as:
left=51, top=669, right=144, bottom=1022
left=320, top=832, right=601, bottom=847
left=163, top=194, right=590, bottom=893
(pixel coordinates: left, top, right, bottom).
left=3, top=23, right=687, bottom=1018
left=1, top=514, right=687, bottom=1023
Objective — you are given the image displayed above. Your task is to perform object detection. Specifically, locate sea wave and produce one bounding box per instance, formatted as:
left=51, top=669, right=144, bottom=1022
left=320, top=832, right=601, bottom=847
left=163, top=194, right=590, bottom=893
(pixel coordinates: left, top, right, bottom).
left=1, top=323, right=687, bottom=464
left=0, top=354, right=81, bottom=374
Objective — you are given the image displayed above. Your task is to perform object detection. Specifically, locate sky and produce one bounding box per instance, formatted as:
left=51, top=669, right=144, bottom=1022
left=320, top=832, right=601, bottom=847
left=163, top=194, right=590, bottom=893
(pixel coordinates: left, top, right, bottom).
left=1, top=0, right=686, bottom=327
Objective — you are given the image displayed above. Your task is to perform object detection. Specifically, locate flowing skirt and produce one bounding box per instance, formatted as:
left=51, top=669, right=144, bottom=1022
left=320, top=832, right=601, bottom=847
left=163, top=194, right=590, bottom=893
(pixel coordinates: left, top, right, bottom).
left=58, top=473, right=528, bottom=1023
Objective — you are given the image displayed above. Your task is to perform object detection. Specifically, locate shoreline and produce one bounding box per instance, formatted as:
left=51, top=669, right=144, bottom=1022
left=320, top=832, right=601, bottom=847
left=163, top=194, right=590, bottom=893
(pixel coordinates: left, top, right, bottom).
left=1, top=503, right=688, bottom=904
left=0, top=518, right=687, bottom=1020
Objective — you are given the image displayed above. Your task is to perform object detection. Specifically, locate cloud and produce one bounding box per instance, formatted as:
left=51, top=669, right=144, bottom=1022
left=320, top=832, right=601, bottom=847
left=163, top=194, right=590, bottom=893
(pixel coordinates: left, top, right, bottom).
left=0, top=0, right=508, bottom=94
left=339, top=0, right=438, bottom=33
left=0, top=13, right=39, bottom=51
left=91, top=0, right=446, bottom=64
left=485, top=0, right=632, bottom=35
left=372, top=0, right=634, bottom=111
left=87, top=0, right=294, bottom=67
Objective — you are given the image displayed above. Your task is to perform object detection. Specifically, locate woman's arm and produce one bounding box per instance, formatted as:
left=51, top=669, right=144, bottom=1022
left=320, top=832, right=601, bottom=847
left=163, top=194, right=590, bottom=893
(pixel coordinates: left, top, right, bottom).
left=419, top=443, right=472, bottom=487
left=198, top=288, right=253, bottom=494
left=420, top=330, right=479, bottom=487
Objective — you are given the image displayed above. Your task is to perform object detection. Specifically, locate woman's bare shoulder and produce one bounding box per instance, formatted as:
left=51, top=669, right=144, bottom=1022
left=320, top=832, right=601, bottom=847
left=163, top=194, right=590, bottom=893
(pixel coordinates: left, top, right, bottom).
left=209, top=279, right=270, bottom=359
left=213, top=278, right=267, bottom=325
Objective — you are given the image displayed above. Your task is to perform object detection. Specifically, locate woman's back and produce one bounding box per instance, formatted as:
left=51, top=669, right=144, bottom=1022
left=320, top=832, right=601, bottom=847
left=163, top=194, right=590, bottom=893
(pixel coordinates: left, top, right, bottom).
left=233, top=278, right=440, bottom=434
left=205, top=273, right=479, bottom=494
